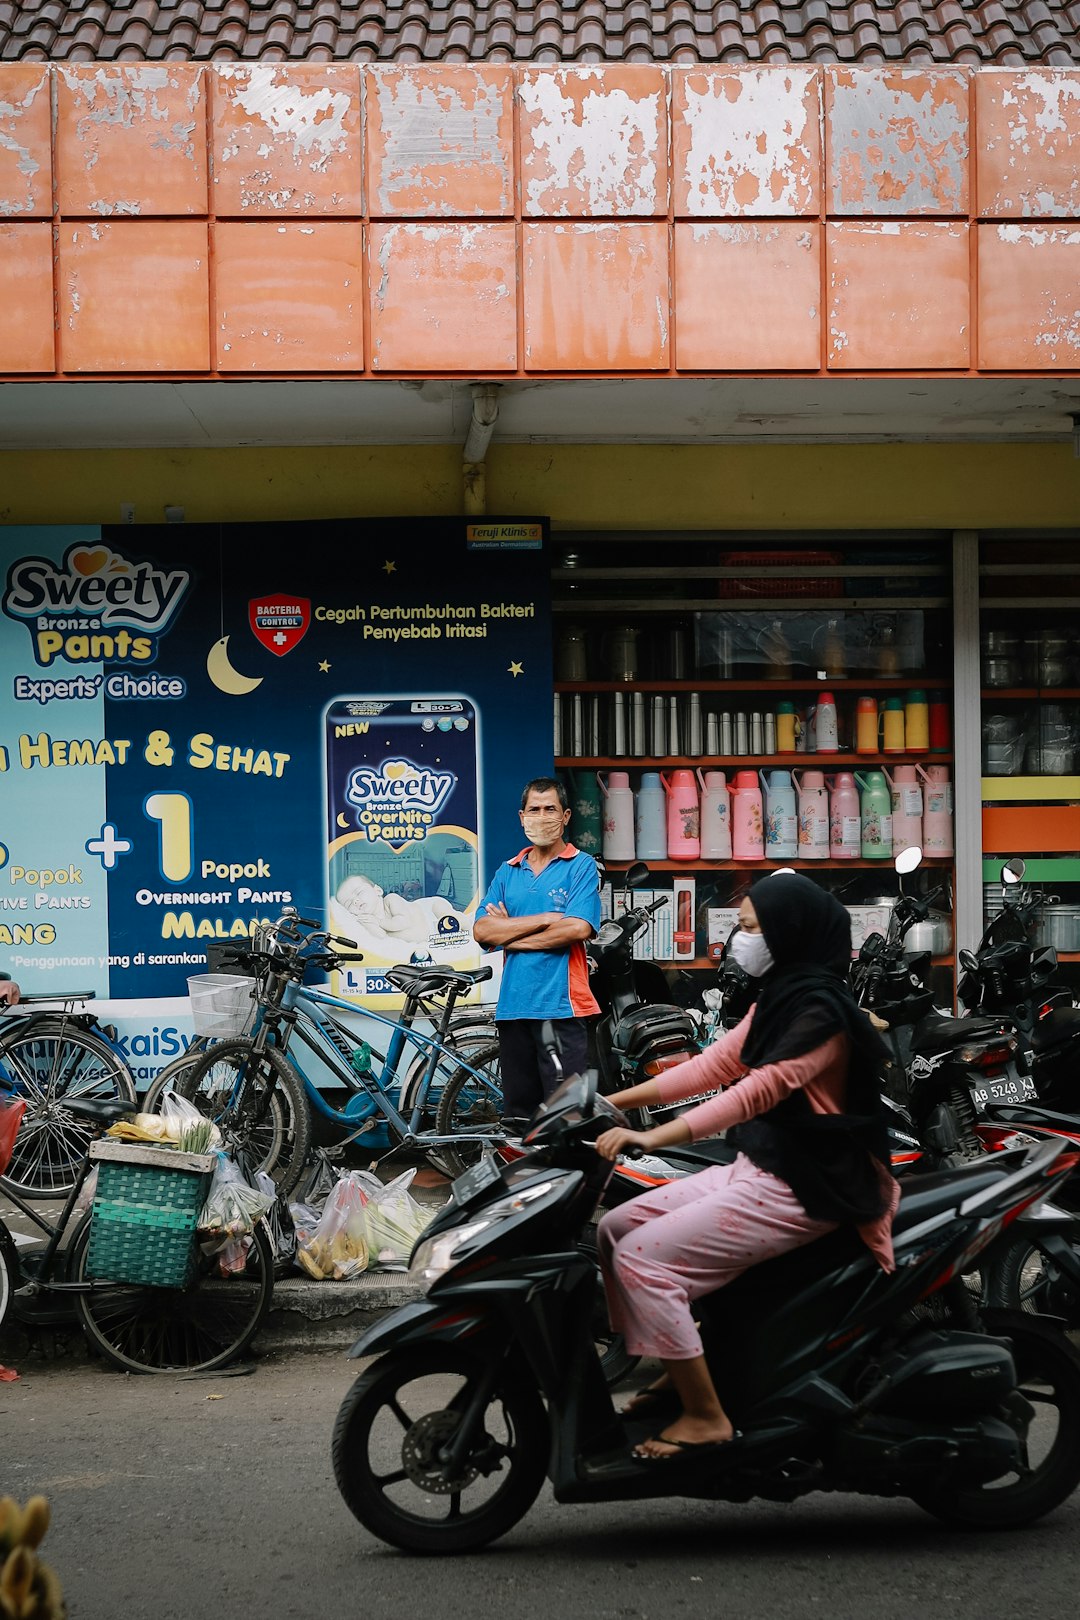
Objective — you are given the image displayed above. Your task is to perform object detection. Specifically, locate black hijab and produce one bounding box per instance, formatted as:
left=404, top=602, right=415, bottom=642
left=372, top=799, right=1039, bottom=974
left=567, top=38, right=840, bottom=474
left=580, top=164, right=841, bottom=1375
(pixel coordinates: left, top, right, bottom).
left=731, top=872, right=894, bottom=1223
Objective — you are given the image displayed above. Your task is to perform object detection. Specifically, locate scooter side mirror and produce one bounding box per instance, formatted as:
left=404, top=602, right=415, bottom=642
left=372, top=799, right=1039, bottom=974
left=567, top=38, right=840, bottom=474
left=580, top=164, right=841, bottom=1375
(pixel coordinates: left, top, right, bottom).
left=1001, top=858, right=1027, bottom=884
left=894, top=847, right=923, bottom=876
left=623, top=861, right=652, bottom=890
left=958, top=948, right=979, bottom=974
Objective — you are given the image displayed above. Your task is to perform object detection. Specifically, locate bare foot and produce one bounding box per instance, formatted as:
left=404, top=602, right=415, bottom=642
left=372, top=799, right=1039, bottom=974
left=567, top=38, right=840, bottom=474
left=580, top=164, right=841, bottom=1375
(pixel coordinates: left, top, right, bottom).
left=633, top=1415, right=736, bottom=1459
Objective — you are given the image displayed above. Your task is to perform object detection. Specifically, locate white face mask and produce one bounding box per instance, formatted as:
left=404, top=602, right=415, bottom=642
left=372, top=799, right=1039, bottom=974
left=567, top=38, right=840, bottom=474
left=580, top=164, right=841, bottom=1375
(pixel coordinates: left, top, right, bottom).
left=730, top=928, right=775, bottom=978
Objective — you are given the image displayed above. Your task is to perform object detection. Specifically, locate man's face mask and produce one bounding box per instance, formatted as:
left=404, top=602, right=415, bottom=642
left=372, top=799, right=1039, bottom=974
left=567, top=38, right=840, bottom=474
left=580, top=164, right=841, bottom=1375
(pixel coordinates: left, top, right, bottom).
left=522, top=809, right=565, bottom=845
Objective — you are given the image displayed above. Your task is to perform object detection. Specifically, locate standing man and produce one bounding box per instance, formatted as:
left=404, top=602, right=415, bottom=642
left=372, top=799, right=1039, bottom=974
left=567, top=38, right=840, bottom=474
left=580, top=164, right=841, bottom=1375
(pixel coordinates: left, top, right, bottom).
left=474, top=777, right=601, bottom=1127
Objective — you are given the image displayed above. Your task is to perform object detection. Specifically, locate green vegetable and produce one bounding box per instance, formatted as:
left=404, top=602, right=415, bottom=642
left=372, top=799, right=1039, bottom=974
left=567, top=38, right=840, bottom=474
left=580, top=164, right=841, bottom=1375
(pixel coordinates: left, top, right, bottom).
left=178, top=1119, right=214, bottom=1154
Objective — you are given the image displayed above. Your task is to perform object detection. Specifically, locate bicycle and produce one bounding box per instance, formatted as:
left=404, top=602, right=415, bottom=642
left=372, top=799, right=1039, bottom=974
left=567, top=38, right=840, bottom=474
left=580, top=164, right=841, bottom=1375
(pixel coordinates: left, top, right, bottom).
left=0, top=995, right=137, bottom=1199
left=0, top=1095, right=273, bottom=1373
left=144, top=955, right=496, bottom=1143
left=143, top=911, right=505, bottom=1195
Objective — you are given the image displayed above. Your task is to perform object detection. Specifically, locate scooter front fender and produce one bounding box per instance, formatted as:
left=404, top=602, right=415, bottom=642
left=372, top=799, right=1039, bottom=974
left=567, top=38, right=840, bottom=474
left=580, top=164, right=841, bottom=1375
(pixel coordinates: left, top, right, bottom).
left=347, top=1298, right=494, bottom=1359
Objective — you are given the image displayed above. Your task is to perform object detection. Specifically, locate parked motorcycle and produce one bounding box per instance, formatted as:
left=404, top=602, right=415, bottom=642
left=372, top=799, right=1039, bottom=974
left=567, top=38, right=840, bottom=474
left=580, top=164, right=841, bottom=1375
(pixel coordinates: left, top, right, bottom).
left=587, top=862, right=701, bottom=1120
left=958, top=858, right=1080, bottom=1116
left=332, top=1061, right=1080, bottom=1553
left=852, top=853, right=1080, bottom=1323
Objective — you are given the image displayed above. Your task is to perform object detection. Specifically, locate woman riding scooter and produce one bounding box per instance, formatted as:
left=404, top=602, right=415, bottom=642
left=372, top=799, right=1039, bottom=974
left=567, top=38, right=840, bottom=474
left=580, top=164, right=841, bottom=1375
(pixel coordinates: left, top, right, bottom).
left=596, top=872, right=900, bottom=1462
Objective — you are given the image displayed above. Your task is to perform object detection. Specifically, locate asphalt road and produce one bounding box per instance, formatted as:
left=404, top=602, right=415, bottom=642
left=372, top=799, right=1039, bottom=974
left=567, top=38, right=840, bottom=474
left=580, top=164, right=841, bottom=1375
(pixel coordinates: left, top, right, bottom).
left=4, top=1346, right=1079, bottom=1620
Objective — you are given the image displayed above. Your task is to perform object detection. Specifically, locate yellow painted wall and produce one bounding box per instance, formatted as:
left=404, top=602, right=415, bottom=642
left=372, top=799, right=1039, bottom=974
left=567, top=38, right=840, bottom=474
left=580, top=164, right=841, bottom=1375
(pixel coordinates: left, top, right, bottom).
left=0, top=442, right=1076, bottom=530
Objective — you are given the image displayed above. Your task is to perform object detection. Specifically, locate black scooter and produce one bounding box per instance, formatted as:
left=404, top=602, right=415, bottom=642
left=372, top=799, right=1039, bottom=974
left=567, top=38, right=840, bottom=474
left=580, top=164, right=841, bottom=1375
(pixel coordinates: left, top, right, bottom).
left=332, top=1066, right=1080, bottom=1554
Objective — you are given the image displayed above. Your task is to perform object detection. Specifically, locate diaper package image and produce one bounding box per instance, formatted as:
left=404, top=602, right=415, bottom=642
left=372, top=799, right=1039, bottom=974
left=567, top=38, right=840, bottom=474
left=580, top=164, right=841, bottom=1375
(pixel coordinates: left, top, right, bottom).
left=324, top=698, right=484, bottom=1005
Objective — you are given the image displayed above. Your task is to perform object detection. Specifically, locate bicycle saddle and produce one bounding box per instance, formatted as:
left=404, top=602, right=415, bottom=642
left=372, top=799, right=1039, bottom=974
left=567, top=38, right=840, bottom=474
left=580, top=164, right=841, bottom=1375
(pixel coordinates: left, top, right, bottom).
left=385, top=964, right=493, bottom=993
left=63, top=1097, right=136, bottom=1126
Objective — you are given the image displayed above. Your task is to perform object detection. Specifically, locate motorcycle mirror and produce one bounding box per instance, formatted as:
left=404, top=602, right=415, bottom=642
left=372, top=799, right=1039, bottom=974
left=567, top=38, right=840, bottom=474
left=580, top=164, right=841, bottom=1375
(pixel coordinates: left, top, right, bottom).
left=1001, top=857, right=1027, bottom=884
left=623, top=861, right=651, bottom=890
left=593, top=855, right=607, bottom=878
left=894, top=847, right=923, bottom=876
left=958, top=948, right=979, bottom=973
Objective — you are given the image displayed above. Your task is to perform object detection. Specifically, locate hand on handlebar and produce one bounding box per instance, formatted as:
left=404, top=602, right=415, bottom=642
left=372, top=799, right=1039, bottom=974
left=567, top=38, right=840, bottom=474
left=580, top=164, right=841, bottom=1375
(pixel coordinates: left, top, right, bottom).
left=595, top=1126, right=654, bottom=1161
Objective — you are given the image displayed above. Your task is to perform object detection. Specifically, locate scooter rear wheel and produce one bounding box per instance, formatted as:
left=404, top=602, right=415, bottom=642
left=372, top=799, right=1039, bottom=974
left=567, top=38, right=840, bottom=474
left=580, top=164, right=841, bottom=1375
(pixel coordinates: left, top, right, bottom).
left=332, top=1344, right=548, bottom=1553
left=911, top=1312, right=1080, bottom=1529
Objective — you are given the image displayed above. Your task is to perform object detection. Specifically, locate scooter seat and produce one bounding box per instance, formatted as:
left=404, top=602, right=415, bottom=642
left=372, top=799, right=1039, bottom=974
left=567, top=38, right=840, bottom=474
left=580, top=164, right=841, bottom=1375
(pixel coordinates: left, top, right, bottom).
left=611, top=1003, right=697, bottom=1060
left=660, top=1138, right=737, bottom=1170
left=892, top=1162, right=1007, bottom=1234
left=989, top=1103, right=1080, bottom=1137
left=1030, top=1005, right=1080, bottom=1053
left=910, top=1014, right=1007, bottom=1055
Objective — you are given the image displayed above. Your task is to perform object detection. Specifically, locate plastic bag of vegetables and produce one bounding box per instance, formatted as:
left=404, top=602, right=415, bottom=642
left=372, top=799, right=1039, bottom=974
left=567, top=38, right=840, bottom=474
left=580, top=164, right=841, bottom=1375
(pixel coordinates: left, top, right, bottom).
left=364, top=1169, right=432, bottom=1271
left=294, top=1172, right=370, bottom=1280
left=198, top=1153, right=274, bottom=1243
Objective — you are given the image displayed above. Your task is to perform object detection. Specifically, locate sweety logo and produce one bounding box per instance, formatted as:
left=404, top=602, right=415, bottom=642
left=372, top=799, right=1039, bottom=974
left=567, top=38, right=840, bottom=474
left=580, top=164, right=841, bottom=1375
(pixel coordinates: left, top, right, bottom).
left=345, top=758, right=456, bottom=818
left=4, top=543, right=190, bottom=668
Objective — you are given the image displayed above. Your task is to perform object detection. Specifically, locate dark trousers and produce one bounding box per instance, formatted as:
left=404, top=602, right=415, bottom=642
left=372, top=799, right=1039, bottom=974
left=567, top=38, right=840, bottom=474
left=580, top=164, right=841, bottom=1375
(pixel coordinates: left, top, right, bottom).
left=496, top=1017, right=590, bottom=1121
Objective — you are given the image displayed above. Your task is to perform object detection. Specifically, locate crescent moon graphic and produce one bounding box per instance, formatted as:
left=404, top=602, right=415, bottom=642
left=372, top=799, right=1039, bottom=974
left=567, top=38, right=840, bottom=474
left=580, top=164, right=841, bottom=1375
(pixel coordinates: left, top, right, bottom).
left=336, top=813, right=349, bottom=830
left=207, top=636, right=263, bottom=696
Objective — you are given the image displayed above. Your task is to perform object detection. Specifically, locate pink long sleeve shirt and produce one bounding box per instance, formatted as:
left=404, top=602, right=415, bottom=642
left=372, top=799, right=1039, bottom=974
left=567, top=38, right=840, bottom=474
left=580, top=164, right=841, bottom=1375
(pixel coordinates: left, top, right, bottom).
left=653, top=1009, right=898, bottom=1271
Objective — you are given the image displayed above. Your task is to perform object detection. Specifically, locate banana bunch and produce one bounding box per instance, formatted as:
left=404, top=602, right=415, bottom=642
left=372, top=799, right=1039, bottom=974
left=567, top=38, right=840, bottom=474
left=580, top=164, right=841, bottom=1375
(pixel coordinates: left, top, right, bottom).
left=0, top=1497, right=65, bottom=1620
left=296, top=1228, right=369, bottom=1280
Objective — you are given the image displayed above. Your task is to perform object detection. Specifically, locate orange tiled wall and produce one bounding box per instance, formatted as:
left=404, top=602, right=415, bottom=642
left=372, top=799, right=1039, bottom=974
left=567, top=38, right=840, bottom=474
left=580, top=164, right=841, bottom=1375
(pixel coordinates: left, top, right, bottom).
left=1, top=63, right=1078, bottom=378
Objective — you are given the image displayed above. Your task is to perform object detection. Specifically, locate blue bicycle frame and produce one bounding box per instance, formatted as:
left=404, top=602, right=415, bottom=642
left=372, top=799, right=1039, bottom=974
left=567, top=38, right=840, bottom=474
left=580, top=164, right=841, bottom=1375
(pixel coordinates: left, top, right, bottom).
left=251, top=979, right=502, bottom=1148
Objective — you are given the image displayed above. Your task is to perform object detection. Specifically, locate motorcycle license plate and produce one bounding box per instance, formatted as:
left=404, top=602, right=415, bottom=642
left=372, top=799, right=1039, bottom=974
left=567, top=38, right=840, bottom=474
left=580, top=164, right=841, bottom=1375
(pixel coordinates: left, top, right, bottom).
left=970, top=1075, right=1038, bottom=1109
left=450, top=1156, right=503, bottom=1204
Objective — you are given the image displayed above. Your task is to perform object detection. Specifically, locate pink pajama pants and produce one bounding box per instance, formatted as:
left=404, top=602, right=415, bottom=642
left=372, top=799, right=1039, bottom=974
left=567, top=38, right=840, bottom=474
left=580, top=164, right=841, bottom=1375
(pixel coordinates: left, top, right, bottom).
left=597, top=1154, right=838, bottom=1361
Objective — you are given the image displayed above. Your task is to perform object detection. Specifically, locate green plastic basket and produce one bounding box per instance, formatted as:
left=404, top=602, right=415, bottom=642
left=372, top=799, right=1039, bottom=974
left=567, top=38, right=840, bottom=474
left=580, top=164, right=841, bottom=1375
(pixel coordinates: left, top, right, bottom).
left=86, top=1142, right=215, bottom=1289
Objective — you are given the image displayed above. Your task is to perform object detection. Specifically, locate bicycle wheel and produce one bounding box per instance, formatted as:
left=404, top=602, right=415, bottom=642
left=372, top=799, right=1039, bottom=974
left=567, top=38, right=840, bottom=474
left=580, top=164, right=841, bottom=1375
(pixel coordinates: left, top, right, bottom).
left=0, top=1224, right=17, bottom=1335
left=70, top=1215, right=274, bottom=1374
left=398, top=1020, right=498, bottom=1134
left=170, top=1039, right=311, bottom=1198
left=433, top=1041, right=503, bottom=1179
left=140, top=1040, right=213, bottom=1115
left=0, top=1020, right=136, bottom=1198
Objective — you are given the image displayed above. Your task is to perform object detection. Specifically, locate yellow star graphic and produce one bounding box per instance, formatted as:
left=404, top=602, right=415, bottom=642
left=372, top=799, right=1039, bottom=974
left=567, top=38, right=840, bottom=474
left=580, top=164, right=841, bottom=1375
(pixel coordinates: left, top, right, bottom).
left=508, top=661, right=524, bottom=677
left=383, top=560, right=396, bottom=575
left=319, top=660, right=331, bottom=673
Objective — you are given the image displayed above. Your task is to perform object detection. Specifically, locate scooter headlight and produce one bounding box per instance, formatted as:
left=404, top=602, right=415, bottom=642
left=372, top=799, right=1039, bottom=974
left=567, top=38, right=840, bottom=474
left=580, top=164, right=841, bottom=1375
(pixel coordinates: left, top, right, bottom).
left=407, top=1180, right=561, bottom=1290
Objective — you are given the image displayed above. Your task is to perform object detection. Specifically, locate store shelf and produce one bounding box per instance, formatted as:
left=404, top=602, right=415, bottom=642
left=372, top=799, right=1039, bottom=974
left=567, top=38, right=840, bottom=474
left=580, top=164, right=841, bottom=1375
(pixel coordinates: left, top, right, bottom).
left=554, top=597, right=948, bottom=614
left=557, top=679, right=949, bottom=694
left=600, top=857, right=953, bottom=871
left=982, top=777, right=1080, bottom=801
left=558, top=755, right=953, bottom=769
left=981, top=688, right=1080, bottom=701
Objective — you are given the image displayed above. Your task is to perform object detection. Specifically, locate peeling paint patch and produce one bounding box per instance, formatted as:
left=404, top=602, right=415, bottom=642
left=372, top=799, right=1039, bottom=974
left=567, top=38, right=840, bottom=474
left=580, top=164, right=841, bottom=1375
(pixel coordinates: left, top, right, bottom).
left=826, top=220, right=970, bottom=370
left=56, top=65, right=207, bottom=217
left=367, top=66, right=514, bottom=217
left=977, top=71, right=1080, bottom=218
left=980, top=219, right=1080, bottom=366
left=212, top=65, right=362, bottom=215
left=519, top=67, right=666, bottom=218
left=368, top=220, right=518, bottom=371
left=0, top=67, right=51, bottom=217
left=827, top=68, right=969, bottom=215
left=673, top=67, right=820, bottom=218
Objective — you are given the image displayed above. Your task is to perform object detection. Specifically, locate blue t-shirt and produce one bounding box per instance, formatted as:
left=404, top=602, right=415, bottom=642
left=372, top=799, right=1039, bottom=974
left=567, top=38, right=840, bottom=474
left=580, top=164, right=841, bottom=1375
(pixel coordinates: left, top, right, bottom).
left=479, top=843, right=601, bottom=1020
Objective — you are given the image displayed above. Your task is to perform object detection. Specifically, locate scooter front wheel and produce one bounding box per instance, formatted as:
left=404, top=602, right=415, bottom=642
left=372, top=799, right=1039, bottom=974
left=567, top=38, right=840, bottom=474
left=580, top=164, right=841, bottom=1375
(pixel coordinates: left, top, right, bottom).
left=332, top=1344, right=548, bottom=1554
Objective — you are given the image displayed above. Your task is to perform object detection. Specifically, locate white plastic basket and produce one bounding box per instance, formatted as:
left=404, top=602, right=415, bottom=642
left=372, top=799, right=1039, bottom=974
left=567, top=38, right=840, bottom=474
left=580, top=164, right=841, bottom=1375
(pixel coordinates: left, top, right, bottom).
left=187, top=974, right=257, bottom=1038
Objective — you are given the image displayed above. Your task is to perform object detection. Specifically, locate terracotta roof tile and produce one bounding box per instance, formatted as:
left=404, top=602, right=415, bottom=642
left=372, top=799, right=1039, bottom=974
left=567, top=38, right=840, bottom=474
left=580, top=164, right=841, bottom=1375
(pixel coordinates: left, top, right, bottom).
left=3, top=0, right=1078, bottom=62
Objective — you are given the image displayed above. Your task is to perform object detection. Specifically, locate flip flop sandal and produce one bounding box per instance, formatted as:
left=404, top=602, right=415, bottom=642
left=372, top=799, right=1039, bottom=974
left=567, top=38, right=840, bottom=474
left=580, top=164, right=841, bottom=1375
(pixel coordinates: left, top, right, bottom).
left=632, top=1431, right=743, bottom=1464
